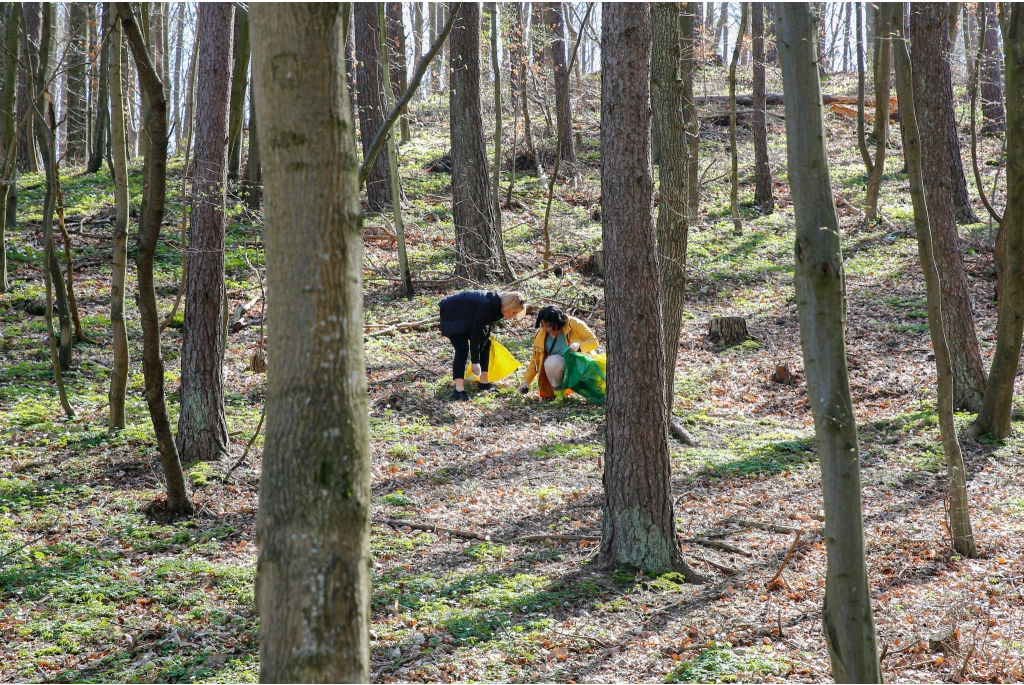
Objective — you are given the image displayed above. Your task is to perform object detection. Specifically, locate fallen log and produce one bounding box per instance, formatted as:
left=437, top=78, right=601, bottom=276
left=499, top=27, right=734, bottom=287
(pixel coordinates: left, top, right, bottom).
left=695, top=93, right=898, bottom=114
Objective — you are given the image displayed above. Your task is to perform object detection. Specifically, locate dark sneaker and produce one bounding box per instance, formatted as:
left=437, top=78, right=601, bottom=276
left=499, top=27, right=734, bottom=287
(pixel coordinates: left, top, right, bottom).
left=477, top=382, right=494, bottom=392
left=448, top=390, right=470, bottom=402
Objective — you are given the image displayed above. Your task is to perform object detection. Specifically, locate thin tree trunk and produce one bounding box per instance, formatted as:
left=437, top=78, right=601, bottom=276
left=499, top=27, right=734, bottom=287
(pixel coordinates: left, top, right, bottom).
left=65, top=3, right=88, bottom=165
left=865, top=2, right=891, bottom=223
left=548, top=2, right=575, bottom=168
left=355, top=2, right=392, bottom=211
left=908, top=3, right=986, bottom=412
left=251, top=5, right=371, bottom=680
left=428, top=2, right=437, bottom=93
left=980, top=2, right=1004, bottom=134
left=857, top=1, right=873, bottom=183
left=176, top=2, right=232, bottom=464
left=380, top=2, right=412, bottom=299
left=117, top=1, right=194, bottom=518
left=87, top=3, right=109, bottom=173
left=450, top=2, right=511, bottom=283
left=964, top=2, right=977, bottom=89
left=765, top=2, right=777, bottom=64
left=386, top=3, right=410, bottom=143
left=490, top=2, right=503, bottom=230
left=973, top=7, right=1024, bottom=440
left=892, top=7, right=979, bottom=560
left=683, top=3, right=700, bottom=223
left=597, top=2, right=704, bottom=583
left=506, top=3, right=526, bottom=207
left=226, top=7, right=249, bottom=182
left=108, top=5, right=129, bottom=431
left=0, top=4, right=18, bottom=292
left=180, top=11, right=199, bottom=158
left=729, top=3, right=749, bottom=235
left=776, top=6, right=881, bottom=682
left=752, top=2, right=773, bottom=214
left=414, top=1, right=423, bottom=89
left=172, top=2, right=184, bottom=152
left=843, top=2, right=852, bottom=73
left=241, top=76, right=261, bottom=211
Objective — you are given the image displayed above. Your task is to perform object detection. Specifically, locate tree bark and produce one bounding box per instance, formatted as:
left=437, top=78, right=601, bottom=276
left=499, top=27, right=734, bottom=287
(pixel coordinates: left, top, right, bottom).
left=176, top=2, right=232, bottom=464
left=973, top=7, right=1024, bottom=439
left=652, top=2, right=690, bottom=421
left=597, top=2, right=703, bottom=584
left=450, top=2, right=511, bottom=283
left=980, top=2, right=1004, bottom=134
left=251, top=5, right=371, bottom=681
left=752, top=2, right=773, bottom=213
left=108, top=5, right=129, bottom=431
left=864, top=2, right=891, bottom=223
left=171, top=3, right=184, bottom=154
left=776, top=6, right=881, bottom=682
left=64, top=3, right=88, bottom=166
left=729, top=3, right=749, bottom=235
left=0, top=5, right=18, bottom=292
left=117, top=1, right=194, bottom=519
left=907, top=3, right=986, bottom=412
left=386, top=2, right=410, bottom=143
left=354, top=2, right=392, bottom=211
left=892, top=7, right=979, bottom=559
left=380, top=3, right=412, bottom=299
left=87, top=3, right=109, bottom=173
left=241, top=76, right=261, bottom=211
left=227, top=7, right=249, bottom=182
left=683, top=4, right=700, bottom=224
left=548, top=2, right=575, bottom=168
left=179, top=12, right=199, bottom=158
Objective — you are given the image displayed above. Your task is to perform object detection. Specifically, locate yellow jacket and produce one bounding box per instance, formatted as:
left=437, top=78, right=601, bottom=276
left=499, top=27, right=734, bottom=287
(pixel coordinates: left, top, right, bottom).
left=524, top=315, right=599, bottom=386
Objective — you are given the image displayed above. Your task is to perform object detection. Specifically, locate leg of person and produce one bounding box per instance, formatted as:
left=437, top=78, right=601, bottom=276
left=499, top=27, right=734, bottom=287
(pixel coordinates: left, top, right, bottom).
left=478, top=336, right=492, bottom=387
left=449, top=335, right=470, bottom=398
left=544, top=355, right=567, bottom=401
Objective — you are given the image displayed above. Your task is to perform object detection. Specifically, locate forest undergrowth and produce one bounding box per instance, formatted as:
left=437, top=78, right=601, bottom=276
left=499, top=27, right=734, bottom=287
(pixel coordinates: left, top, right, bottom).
left=1, top=67, right=1022, bottom=683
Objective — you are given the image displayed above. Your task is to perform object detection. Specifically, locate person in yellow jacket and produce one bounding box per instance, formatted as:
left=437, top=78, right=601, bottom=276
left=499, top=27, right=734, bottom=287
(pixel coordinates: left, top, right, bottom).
left=519, top=305, right=599, bottom=401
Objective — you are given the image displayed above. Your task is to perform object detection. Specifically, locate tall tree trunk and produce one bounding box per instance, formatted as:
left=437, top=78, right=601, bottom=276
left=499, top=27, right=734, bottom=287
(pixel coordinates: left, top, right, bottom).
left=683, top=3, right=699, bottom=223
left=176, top=2, right=232, bottom=464
left=843, top=2, right=852, bottom=72
left=380, top=2, right=412, bottom=299
left=172, top=2, right=184, bottom=153
left=729, top=3, right=749, bottom=235
left=117, top=1, right=194, bottom=518
left=490, top=2, right=502, bottom=225
left=354, top=2, right=392, bottom=211
left=864, top=2, right=891, bottom=223
left=179, top=12, right=199, bottom=158
left=980, top=2, right=1004, bottom=134
left=908, top=3, right=986, bottom=412
left=87, top=3, right=109, bottom=173
left=765, top=2, right=777, bottom=63
left=597, top=2, right=703, bottom=583
left=251, top=5, right=371, bottom=681
left=450, top=2, right=511, bottom=283
left=108, top=5, right=129, bottom=431
left=776, top=6, right=881, bottom=682
left=241, top=76, right=262, bottom=211
left=428, top=2, right=437, bottom=93
left=0, top=4, right=18, bottom=292
left=752, top=2, right=773, bottom=213
left=652, top=2, right=693, bottom=444
left=386, top=2, right=410, bottom=143
left=226, top=7, right=249, bottom=182
left=716, top=2, right=728, bottom=61
left=964, top=2, right=977, bottom=88
left=973, top=7, right=1024, bottom=440
left=548, top=2, right=575, bottom=168
left=65, top=3, right=88, bottom=166
left=892, top=6, right=979, bottom=560
left=17, top=11, right=37, bottom=174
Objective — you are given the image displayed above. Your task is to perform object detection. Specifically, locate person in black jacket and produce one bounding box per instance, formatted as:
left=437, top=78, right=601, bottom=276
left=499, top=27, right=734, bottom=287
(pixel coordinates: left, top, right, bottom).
left=438, top=290, right=525, bottom=400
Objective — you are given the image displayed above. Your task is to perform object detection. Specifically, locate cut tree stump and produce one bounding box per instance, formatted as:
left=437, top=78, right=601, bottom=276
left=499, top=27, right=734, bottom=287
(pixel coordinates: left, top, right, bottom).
left=708, top=316, right=749, bottom=345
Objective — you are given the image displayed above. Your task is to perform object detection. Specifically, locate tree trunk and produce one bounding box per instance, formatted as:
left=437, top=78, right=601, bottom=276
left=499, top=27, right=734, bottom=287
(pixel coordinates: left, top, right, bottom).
left=752, top=2, right=773, bottom=214
left=108, top=6, right=129, bottom=431
left=227, top=7, right=249, bottom=183
left=892, top=7, right=979, bottom=560
left=450, top=2, right=512, bottom=283
left=980, top=2, right=1004, bottom=134
left=548, top=2, right=575, bottom=169
left=386, top=3, right=410, bottom=144
left=117, top=1, right=194, bottom=519
left=380, top=3, right=412, bottom=299
left=765, top=2, right=777, bottom=63
left=172, top=2, right=184, bottom=154
left=176, top=2, right=232, bottom=464
left=251, top=5, right=371, bottom=681
left=354, top=2, right=392, bottom=211
left=965, top=3, right=977, bottom=89
left=865, top=2, right=891, bottom=223
left=776, top=6, right=881, bottom=682
left=241, top=76, right=262, bottom=211
left=973, top=7, right=1024, bottom=439
left=179, top=14, right=199, bottom=158
left=908, top=3, right=986, bottom=412
left=490, top=2, right=502, bottom=227
left=683, top=4, right=700, bottom=224
left=729, top=3, right=749, bottom=235
left=708, top=316, right=749, bottom=345
left=716, top=2, right=728, bottom=62
left=652, top=2, right=690, bottom=422
left=843, top=2, right=852, bottom=73
left=0, top=5, right=18, bottom=292
left=428, top=2, right=438, bottom=93
left=87, top=3, right=109, bottom=173
left=597, top=2, right=703, bottom=584
left=17, top=21, right=36, bottom=174
left=414, top=1, right=424, bottom=93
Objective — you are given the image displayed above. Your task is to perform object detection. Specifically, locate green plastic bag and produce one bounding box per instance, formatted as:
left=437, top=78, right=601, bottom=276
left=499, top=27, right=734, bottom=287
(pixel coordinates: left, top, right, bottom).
left=562, top=350, right=607, bottom=404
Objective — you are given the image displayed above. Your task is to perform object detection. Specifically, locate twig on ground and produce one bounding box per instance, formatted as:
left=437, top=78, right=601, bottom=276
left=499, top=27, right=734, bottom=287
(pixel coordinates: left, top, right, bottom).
left=516, top=533, right=600, bottom=543
left=722, top=518, right=802, bottom=535
left=376, top=518, right=500, bottom=542
left=364, top=317, right=439, bottom=338
left=766, top=530, right=803, bottom=588
left=681, top=536, right=754, bottom=557
left=224, top=405, right=266, bottom=482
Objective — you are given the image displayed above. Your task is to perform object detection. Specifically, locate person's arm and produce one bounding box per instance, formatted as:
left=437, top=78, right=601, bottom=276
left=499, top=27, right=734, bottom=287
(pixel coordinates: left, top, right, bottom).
left=523, top=334, right=543, bottom=386
left=569, top=318, right=599, bottom=353
left=469, top=306, right=490, bottom=365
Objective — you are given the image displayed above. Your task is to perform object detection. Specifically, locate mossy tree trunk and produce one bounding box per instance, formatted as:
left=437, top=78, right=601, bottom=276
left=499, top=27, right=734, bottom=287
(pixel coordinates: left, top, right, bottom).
left=251, top=4, right=371, bottom=680
left=776, top=6, right=881, bottom=682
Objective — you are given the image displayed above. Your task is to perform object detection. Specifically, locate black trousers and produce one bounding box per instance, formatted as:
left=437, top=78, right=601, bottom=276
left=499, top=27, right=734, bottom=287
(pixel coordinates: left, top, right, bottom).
left=447, top=334, right=490, bottom=380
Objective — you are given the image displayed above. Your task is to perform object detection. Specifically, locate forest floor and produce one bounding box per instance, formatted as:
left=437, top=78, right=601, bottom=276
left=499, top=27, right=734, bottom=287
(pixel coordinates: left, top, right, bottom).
left=1, top=67, right=1023, bottom=684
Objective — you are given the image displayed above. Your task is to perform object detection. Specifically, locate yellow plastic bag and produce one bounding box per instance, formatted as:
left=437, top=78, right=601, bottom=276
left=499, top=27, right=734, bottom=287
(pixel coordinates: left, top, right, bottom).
left=591, top=353, right=607, bottom=375
left=466, top=337, right=521, bottom=382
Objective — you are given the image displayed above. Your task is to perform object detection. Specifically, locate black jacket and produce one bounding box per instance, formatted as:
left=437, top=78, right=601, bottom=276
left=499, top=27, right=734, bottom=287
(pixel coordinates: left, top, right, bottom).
left=438, top=290, right=502, bottom=364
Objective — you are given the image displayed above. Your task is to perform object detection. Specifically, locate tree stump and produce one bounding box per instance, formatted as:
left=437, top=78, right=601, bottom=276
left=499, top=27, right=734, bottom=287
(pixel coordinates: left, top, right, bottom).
left=708, top=316, right=749, bottom=345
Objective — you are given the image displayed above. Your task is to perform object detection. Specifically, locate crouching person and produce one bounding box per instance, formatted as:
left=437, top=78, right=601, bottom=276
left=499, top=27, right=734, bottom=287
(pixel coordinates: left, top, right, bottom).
left=439, top=290, right=525, bottom=401
left=520, top=305, right=598, bottom=402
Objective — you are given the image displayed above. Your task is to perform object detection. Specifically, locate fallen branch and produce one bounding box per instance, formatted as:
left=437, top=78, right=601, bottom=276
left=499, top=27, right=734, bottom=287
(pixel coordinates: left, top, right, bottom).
left=670, top=420, right=698, bottom=446
left=375, top=518, right=498, bottom=542
left=834, top=191, right=897, bottom=231
left=698, top=552, right=739, bottom=575
left=766, top=530, right=803, bottom=588
left=364, top=317, right=439, bottom=338
left=516, top=533, right=600, bottom=543
left=505, top=261, right=570, bottom=288
left=722, top=518, right=802, bottom=535
left=680, top=536, right=753, bottom=557
left=229, top=292, right=262, bottom=332
left=223, top=404, right=266, bottom=482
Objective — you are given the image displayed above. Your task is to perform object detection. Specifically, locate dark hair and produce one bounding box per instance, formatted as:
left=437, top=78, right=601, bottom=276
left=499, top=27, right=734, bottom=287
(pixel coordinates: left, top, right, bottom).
left=535, top=305, right=567, bottom=330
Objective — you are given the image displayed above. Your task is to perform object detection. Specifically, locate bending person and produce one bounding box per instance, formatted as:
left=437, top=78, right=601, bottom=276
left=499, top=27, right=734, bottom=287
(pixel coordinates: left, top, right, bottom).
left=520, top=305, right=599, bottom=402
left=439, top=290, right=525, bottom=401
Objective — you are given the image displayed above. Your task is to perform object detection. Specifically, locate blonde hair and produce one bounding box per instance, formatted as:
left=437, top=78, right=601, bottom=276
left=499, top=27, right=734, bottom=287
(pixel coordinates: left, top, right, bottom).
left=500, top=291, right=526, bottom=318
